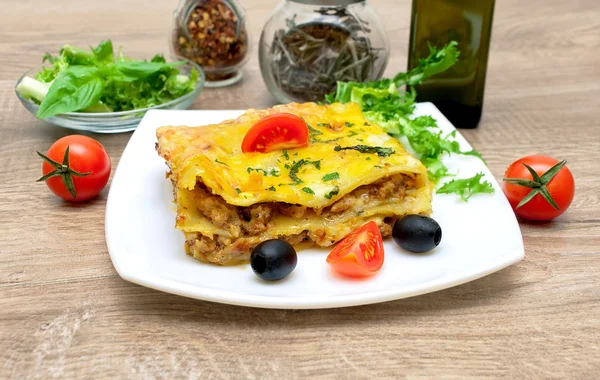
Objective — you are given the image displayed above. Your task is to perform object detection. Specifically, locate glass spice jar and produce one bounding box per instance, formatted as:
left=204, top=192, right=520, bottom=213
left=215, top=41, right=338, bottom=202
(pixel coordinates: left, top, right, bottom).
left=259, top=0, right=390, bottom=103
left=172, top=0, right=250, bottom=87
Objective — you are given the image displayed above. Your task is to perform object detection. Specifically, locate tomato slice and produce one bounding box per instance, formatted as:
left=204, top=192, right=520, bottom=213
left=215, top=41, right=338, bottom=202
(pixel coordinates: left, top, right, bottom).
left=242, top=113, right=309, bottom=153
left=326, top=221, right=384, bottom=278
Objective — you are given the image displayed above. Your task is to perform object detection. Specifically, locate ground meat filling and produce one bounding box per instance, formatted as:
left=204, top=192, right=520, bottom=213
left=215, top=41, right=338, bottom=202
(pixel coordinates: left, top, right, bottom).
left=187, top=173, right=416, bottom=263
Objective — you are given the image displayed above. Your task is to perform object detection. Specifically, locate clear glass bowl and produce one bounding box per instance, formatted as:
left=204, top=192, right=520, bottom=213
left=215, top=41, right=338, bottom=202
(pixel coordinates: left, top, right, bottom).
left=15, top=57, right=205, bottom=134
left=259, top=0, right=390, bottom=104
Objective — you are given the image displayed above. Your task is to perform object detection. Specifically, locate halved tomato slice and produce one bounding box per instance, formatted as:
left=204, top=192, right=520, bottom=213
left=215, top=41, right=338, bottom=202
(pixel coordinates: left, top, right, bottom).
left=326, top=221, right=384, bottom=278
left=241, top=113, right=309, bottom=153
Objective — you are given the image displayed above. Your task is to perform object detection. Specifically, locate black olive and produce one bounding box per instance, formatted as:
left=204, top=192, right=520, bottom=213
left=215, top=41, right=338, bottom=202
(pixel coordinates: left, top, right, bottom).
left=250, top=239, right=297, bottom=281
left=392, top=215, right=442, bottom=253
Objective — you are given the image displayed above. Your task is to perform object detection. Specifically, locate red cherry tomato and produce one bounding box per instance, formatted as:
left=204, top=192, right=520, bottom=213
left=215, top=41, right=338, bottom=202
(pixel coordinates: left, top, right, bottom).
left=326, top=221, right=384, bottom=278
left=38, top=135, right=111, bottom=202
left=502, top=155, right=574, bottom=221
left=241, top=113, right=309, bottom=153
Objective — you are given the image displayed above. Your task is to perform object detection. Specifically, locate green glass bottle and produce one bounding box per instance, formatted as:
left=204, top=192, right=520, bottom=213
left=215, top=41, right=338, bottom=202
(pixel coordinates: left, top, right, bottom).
left=408, top=0, right=495, bottom=129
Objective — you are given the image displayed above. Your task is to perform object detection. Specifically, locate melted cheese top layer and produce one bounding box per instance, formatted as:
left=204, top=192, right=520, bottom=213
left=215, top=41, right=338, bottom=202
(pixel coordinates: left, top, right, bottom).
left=157, top=102, right=430, bottom=208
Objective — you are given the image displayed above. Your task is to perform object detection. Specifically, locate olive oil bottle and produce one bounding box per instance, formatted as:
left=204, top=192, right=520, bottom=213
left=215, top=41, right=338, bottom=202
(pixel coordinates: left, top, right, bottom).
left=408, top=0, right=495, bottom=129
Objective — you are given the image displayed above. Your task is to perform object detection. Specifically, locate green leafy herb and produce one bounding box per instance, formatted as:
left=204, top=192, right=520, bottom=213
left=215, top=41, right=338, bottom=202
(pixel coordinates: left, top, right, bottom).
left=247, top=167, right=280, bottom=177
left=288, top=159, right=321, bottom=185
left=394, top=41, right=460, bottom=88
left=282, top=149, right=289, bottom=160
left=91, top=40, right=114, bottom=62
left=348, top=131, right=358, bottom=137
left=266, top=186, right=277, bottom=192
left=235, top=188, right=242, bottom=194
left=366, top=157, right=371, bottom=161
left=215, top=159, right=228, bottom=166
left=302, top=187, right=315, bottom=195
left=334, top=145, right=395, bottom=157
left=345, top=122, right=355, bottom=127
left=17, top=40, right=198, bottom=118
left=37, top=66, right=104, bottom=119
left=324, top=186, right=340, bottom=200
left=324, top=41, right=492, bottom=200
left=436, top=173, right=495, bottom=201
left=307, top=123, right=325, bottom=143
left=307, top=124, right=323, bottom=136
left=322, top=172, right=340, bottom=181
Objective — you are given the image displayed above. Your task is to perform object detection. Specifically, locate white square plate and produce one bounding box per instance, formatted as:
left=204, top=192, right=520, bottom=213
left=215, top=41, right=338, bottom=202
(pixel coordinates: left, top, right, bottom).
left=105, top=103, right=524, bottom=309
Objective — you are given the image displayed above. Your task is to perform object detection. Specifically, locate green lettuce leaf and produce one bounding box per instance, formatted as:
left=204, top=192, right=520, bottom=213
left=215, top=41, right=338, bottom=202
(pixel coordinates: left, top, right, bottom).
left=37, top=66, right=104, bottom=118
left=324, top=41, right=493, bottom=199
left=436, top=173, right=495, bottom=201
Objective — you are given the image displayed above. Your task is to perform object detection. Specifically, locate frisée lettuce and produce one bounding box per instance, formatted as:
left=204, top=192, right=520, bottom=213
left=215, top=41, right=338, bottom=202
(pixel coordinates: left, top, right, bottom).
left=326, top=41, right=494, bottom=200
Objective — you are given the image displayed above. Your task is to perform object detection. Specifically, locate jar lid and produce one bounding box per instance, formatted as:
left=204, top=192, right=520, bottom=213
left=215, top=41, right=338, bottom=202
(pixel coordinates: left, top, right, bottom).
left=289, top=0, right=365, bottom=5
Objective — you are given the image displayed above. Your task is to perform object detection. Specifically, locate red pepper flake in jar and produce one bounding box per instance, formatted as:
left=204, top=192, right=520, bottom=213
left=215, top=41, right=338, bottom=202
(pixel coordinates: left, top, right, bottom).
left=172, top=0, right=249, bottom=85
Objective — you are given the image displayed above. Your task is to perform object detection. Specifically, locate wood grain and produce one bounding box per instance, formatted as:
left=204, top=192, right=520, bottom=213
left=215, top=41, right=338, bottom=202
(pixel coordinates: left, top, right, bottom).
left=1, top=0, right=600, bottom=378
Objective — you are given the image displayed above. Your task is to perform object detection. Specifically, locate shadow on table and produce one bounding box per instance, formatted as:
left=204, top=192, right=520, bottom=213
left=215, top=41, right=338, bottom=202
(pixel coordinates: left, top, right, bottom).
left=120, top=264, right=529, bottom=327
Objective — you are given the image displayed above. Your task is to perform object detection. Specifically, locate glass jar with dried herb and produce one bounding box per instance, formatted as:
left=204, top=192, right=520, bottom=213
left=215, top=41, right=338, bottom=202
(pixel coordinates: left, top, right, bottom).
left=259, top=0, right=390, bottom=103
left=172, top=0, right=249, bottom=87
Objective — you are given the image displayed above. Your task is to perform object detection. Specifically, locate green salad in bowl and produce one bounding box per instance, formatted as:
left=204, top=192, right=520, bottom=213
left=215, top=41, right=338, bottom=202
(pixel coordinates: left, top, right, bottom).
left=16, top=40, right=204, bottom=133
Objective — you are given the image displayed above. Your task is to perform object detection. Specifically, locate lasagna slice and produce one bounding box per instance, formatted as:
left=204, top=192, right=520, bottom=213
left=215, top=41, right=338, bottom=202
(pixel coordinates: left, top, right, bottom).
left=156, top=102, right=432, bottom=265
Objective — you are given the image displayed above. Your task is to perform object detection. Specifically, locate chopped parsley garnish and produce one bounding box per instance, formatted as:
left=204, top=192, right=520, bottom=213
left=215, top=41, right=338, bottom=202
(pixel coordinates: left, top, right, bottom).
left=366, top=157, right=371, bottom=161
left=235, top=188, right=241, bottom=194
left=322, top=172, right=339, bottom=181
left=288, top=159, right=321, bottom=184
left=348, top=131, right=358, bottom=137
left=284, top=163, right=291, bottom=170
left=302, top=187, right=315, bottom=195
left=282, top=149, right=289, bottom=160
left=436, top=173, right=495, bottom=201
left=334, top=145, right=395, bottom=157
left=364, top=122, right=370, bottom=126
left=320, top=137, right=343, bottom=143
left=266, top=186, right=277, bottom=192
left=324, top=186, right=340, bottom=199
left=317, top=122, right=331, bottom=128
left=307, top=124, right=323, bottom=143
left=345, top=122, right=355, bottom=127
left=308, top=124, right=342, bottom=143
left=215, top=159, right=228, bottom=166
left=247, top=167, right=280, bottom=177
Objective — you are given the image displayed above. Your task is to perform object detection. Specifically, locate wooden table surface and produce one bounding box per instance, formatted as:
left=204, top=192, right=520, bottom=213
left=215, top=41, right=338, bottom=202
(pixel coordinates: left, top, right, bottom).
left=2, top=0, right=599, bottom=378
